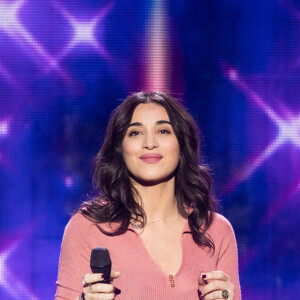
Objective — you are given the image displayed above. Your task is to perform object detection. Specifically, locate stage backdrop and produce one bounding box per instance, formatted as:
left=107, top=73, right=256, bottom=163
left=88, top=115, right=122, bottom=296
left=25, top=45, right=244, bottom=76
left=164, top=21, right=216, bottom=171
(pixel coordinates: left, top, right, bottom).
left=0, top=0, right=299, bottom=299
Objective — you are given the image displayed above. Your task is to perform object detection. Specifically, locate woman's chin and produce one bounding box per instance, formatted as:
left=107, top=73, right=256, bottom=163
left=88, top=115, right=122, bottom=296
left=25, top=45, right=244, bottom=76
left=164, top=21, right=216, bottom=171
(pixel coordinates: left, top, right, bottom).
left=130, top=173, right=175, bottom=186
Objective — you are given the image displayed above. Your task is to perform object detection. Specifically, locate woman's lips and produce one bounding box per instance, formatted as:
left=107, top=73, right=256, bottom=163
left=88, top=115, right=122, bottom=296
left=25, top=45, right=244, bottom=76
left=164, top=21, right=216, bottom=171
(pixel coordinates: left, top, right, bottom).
left=140, top=153, right=163, bottom=164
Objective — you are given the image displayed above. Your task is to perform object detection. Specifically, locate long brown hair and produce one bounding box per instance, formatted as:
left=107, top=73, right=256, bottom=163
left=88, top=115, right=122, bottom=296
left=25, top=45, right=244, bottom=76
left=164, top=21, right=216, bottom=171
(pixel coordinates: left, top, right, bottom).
left=79, top=91, right=216, bottom=251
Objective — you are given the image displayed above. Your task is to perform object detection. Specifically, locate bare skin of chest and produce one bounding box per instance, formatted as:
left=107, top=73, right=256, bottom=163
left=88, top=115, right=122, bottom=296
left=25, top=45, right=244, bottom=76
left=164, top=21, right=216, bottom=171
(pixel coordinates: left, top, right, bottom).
left=139, top=219, right=186, bottom=276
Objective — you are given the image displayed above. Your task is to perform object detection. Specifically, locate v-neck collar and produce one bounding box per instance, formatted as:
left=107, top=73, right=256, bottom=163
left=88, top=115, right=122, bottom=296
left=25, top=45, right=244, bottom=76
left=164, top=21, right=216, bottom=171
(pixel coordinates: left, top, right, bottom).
left=128, top=219, right=190, bottom=278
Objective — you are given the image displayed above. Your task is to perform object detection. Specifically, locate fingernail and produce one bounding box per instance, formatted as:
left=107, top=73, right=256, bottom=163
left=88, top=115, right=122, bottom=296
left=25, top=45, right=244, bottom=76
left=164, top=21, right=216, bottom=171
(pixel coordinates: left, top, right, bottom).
left=202, top=274, right=206, bottom=279
left=198, top=290, right=202, bottom=296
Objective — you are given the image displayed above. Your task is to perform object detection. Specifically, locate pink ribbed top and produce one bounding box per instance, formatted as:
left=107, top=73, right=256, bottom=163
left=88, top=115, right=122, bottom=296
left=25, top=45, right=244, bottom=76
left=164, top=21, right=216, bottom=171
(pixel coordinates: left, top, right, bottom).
left=55, top=213, right=241, bottom=299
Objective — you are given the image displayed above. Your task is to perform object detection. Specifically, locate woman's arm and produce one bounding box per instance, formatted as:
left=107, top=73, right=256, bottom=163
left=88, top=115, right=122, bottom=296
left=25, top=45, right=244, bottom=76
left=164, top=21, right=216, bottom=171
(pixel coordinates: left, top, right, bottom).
left=56, top=213, right=121, bottom=300
left=198, top=215, right=241, bottom=300
left=215, top=217, right=241, bottom=299
left=55, top=213, right=93, bottom=299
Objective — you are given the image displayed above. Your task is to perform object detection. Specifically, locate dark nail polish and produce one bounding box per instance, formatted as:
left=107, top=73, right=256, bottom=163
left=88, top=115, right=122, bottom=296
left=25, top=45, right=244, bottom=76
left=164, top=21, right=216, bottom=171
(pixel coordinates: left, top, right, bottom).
left=198, top=290, right=202, bottom=296
left=202, top=274, right=206, bottom=279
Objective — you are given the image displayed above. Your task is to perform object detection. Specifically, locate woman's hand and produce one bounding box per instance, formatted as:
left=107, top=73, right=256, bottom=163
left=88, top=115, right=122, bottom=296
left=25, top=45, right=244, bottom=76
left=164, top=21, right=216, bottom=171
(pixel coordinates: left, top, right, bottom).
left=79, top=270, right=121, bottom=300
left=198, top=271, right=234, bottom=300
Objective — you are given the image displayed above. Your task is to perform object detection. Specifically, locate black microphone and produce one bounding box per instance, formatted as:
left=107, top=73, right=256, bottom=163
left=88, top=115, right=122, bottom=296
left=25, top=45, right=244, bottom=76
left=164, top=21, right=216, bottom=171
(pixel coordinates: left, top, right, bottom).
left=90, top=247, right=112, bottom=284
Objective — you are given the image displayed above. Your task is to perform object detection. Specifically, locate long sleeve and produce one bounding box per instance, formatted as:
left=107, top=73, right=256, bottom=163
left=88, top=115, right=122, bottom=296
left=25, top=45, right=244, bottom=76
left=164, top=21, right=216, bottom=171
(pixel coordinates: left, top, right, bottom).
left=215, top=215, right=241, bottom=300
left=55, top=214, right=94, bottom=300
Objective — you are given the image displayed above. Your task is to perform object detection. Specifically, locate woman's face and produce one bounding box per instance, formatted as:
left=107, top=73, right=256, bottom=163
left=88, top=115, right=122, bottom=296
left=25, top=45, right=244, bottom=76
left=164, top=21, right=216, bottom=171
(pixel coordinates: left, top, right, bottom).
left=122, top=103, right=180, bottom=184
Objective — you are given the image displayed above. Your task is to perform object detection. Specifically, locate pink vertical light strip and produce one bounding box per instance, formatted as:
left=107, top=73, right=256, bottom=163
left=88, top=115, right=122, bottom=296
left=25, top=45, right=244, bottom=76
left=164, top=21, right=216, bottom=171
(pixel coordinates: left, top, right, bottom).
left=145, top=0, right=170, bottom=91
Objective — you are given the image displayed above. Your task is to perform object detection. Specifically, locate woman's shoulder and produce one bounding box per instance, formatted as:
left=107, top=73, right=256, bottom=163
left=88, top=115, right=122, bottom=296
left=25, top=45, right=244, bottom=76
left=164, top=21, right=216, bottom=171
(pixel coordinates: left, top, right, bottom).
left=204, top=213, right=238, bottom=252
left=209, top=212, right=235, bottom=235
left=64, top=212, right=97, bottom=237
left=67, top=211, right=93, bottom=226
left=65, top=212, right=122, bottom=236
left=212, top=212, right=232, bottom=224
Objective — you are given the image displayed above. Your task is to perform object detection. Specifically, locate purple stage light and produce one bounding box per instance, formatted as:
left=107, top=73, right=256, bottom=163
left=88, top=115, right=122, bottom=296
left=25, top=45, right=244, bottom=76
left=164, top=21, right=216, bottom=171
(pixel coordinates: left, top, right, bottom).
left=52, top=1, right=114, bottom=64
left=0, top=237, right=38, bottom=300
left=277, top=113, right=300, bottom=147
left=0, top=0, right=25, bottom=31
left=145, top=0, right=170, bottom=91
left=0, top=120, right=9, bottom=136
left=64, top=176, right=74, bottom=188
left=221, top=64, right=300, bottom=194
left=0, top=1, right=22, bottom=85
left=0, top=0, right=73, bottom=83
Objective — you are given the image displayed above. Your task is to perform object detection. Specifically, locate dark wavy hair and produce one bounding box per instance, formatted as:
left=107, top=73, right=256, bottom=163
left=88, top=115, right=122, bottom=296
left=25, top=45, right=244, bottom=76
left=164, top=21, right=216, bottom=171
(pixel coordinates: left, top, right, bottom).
left=79, top=91, right=216, bottom=251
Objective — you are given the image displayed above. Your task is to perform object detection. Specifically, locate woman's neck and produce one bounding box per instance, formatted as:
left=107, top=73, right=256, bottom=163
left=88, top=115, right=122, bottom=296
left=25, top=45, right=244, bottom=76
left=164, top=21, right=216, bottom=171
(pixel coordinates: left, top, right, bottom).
left=132, top=177, right=177, bottom=223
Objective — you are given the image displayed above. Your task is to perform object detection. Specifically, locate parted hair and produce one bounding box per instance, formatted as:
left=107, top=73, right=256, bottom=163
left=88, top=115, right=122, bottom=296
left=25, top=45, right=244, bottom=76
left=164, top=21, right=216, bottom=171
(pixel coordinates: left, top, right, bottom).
left=79, top=91, right=216, bottom=251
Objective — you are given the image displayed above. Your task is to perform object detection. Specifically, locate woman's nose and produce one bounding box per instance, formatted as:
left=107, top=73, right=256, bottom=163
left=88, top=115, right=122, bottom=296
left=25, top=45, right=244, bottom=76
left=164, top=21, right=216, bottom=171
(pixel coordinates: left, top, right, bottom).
left=142, top=132, right=159, bottom=149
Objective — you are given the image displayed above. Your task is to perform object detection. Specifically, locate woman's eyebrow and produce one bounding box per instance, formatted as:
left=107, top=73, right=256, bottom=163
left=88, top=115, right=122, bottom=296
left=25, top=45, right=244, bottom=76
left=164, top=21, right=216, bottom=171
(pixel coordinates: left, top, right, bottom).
left=128, top=122, right=142, bottom=127
left=156, top=120, right=171, bottom=125
left=128, top=120, right=171, bottom=127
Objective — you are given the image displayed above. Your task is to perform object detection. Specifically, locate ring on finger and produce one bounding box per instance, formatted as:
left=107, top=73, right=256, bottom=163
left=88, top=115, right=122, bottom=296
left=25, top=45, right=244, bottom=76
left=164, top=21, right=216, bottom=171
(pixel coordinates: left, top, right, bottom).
left=222, top=289, right=229, bottom=299
left=81, top=276, right=86, bottom=286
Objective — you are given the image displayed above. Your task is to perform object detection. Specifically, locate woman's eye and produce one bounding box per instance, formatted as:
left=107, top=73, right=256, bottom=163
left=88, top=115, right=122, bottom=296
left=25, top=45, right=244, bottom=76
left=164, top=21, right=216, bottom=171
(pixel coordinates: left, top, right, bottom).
left=128, top=130, right=141, bottom=137
left=158, top=129, right=171, bottom=134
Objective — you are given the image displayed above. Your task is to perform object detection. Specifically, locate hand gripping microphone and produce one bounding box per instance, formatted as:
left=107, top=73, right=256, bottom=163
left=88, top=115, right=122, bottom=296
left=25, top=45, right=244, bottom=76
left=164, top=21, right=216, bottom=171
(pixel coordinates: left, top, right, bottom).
left=90, top=247, right=112, bottom=284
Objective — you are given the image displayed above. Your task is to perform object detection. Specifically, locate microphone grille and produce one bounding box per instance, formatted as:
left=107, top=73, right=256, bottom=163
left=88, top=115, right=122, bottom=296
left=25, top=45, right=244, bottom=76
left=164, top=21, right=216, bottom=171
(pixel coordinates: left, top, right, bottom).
left=90, top=247, right=111, bottom=268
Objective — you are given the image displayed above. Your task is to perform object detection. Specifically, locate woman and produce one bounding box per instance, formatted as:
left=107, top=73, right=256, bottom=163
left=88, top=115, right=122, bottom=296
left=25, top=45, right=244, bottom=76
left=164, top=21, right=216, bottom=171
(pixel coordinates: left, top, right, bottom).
left=55, top=91, right=241, bottom=300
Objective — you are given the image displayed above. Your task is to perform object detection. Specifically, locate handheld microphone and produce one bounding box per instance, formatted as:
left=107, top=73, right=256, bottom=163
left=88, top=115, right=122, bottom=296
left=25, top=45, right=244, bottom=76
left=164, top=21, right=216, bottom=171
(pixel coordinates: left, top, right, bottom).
left=90, top=247, right=112, bottom=284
